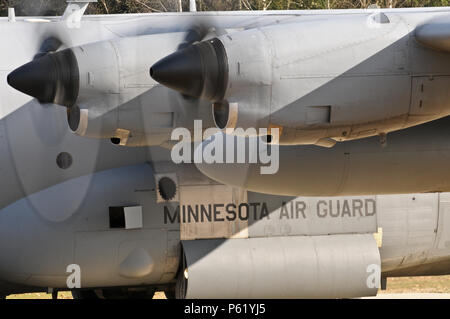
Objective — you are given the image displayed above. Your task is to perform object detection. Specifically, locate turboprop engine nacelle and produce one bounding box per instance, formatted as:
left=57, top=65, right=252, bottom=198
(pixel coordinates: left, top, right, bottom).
left=151, top=14, right=450, bottom=147
left=150, top=30, right=273, bottom=137
left=7, top=32, right=217, bottom=147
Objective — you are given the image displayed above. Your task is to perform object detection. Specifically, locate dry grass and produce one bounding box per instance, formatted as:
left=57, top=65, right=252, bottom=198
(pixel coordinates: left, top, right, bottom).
left=379, top=275, right=450, bottom=294
left=6, top=291, right=74, bottom=299
left=6, top=291, right=167, bottom=299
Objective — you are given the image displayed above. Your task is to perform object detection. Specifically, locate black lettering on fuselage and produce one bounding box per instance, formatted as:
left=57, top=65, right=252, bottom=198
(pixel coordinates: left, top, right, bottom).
left=280, top=202, right=290, bottom=219
left=352, top=199, right=364, bottom=217
left=238, top=203, right=249, bottom=220
left=365, top=199, right=376, bottom=216
left=226, top=203, right=236, bottom=221
left=159, top=200, right=379, bottom=224
left=260, top=202, right=270, bottom=219
left=317, top=200, right=327, bottom=218
left=188, top=205, right=198, bottom=223
left=296, top=201, right=307, bottom=219
left=164, top=206, right=180, bottom=224
left=214, top=204, right=225, bottom=221
left=341, top=200, right=351, bottom=217
left=329, top=200, right=340, bottom=217
left=201, top=204, right=211, bottom=222
left=250, top=202, right=260, bottom=220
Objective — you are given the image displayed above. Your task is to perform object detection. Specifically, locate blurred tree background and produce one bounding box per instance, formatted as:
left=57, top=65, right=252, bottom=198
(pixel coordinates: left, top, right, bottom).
left=1, top=0, right=450, bottom=16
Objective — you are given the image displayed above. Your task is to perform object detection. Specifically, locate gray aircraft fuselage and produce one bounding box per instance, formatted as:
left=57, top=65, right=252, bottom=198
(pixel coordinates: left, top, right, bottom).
left=1, top=7, right=450, bottom=298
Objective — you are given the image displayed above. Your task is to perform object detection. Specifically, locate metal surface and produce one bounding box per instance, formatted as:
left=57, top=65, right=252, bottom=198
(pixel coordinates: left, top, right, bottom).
left=181, top=235, right=380, bottom=298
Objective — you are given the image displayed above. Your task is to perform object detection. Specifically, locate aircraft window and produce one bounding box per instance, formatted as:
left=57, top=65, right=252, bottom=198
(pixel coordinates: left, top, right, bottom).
left=56, top=152, right=73, bottom=169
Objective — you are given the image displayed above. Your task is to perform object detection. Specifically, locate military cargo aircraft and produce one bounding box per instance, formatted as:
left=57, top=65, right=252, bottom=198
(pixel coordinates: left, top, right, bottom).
left=1, top=0, right=450, bottom=298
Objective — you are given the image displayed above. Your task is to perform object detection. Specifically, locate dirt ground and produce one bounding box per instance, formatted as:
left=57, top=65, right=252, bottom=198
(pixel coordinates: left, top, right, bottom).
left=5, top=275, right=450, bottom=299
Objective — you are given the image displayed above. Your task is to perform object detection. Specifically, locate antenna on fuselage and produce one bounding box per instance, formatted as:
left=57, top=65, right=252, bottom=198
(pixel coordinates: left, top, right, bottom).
left=61, top=0, right=97, bottom=25
left=8, top=7, right=16, bottom=22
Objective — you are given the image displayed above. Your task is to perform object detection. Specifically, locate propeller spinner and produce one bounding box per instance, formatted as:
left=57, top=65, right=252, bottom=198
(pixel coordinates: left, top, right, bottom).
left=7, top=48, right=79, bottom=108
left=150, top=37, right=229, bottom=102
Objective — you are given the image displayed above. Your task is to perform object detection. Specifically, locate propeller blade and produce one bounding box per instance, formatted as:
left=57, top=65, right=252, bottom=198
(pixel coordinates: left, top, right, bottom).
left=34, top=36, right=63, bottom=59
left=179, top=24, right=210, bottom=49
